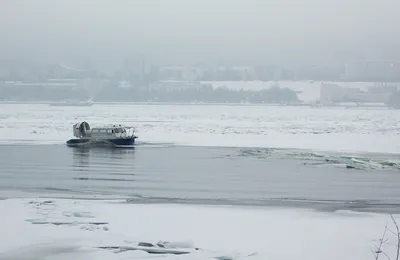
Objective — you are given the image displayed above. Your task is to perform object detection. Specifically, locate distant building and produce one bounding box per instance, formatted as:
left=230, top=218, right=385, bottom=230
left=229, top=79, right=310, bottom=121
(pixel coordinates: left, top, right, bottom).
left=149, top=80, right=205, bottom=91
left=320, top=82, right=390, bottom=103
left=320, top=83, right=349, bottom=103
left=159, top=66, right=203, bottom=81
left=344, top=60, right=400, bottom=81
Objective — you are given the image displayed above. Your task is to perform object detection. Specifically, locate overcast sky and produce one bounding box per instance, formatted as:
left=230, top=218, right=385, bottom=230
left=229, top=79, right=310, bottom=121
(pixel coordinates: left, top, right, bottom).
left=0, top=0, right=399, bottom=68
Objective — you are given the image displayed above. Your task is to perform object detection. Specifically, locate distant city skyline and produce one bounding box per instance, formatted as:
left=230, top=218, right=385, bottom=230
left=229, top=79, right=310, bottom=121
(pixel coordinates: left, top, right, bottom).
left=1, top=58, right=400, bottom=83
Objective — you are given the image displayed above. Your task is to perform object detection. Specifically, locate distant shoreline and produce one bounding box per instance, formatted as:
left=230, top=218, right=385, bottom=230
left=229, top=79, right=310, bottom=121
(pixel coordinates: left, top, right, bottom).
left=0, top=100, right=392, bottom=109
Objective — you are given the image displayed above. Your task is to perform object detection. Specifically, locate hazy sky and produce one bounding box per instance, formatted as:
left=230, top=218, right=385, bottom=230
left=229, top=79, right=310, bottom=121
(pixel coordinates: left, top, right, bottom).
left=0, top=0, right=399, bottom=68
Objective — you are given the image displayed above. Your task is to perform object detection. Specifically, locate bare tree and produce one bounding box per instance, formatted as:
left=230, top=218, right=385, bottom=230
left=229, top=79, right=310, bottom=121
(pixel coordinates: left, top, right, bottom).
left=390, top=215, right=400, bottom=260
left=373, top=214, right=400, bottom=260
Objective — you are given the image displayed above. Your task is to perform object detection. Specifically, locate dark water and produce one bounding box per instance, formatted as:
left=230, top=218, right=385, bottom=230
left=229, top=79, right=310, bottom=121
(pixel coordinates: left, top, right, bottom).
left=1, top=144, right=400, bottom=213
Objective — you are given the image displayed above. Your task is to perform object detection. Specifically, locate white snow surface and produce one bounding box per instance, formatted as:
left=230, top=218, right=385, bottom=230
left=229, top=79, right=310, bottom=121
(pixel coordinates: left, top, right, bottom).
left=0, top=198, right=398, bottom=260
left=0, top=103, right=399, bottom=154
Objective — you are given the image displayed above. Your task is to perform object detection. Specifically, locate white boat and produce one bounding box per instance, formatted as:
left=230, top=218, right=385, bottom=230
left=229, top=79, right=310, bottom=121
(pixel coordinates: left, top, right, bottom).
left=49, top=99, right=94, bottom=107
left=66, top=121, right=138, bottom=148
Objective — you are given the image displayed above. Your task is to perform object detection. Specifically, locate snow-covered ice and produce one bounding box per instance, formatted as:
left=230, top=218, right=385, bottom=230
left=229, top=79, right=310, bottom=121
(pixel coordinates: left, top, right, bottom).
left=0, top=198, right=399, bottom=260
left=0, top=103, right=399, bottom=154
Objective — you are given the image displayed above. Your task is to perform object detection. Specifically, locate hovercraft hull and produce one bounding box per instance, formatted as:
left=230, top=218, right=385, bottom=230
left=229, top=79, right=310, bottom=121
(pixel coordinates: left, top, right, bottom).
left=66, top=137, right=136, bottom=148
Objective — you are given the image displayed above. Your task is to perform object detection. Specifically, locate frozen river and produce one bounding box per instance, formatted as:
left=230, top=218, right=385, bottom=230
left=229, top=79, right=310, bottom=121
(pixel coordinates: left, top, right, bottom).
left=1, top=103, right=399, bottom=260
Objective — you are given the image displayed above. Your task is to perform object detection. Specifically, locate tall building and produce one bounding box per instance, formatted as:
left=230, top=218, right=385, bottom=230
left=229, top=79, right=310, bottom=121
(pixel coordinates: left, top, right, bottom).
left=344, top=60, right=400, bottom=81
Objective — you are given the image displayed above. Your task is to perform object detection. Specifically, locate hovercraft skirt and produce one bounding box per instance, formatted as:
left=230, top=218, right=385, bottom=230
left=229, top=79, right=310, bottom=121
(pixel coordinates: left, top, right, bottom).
left=66, top=137, right=136, bottom=148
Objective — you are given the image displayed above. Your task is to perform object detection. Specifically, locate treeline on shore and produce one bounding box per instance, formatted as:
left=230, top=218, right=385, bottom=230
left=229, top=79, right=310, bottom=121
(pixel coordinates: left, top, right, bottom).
left=0, top=84, right=300, bottom=103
